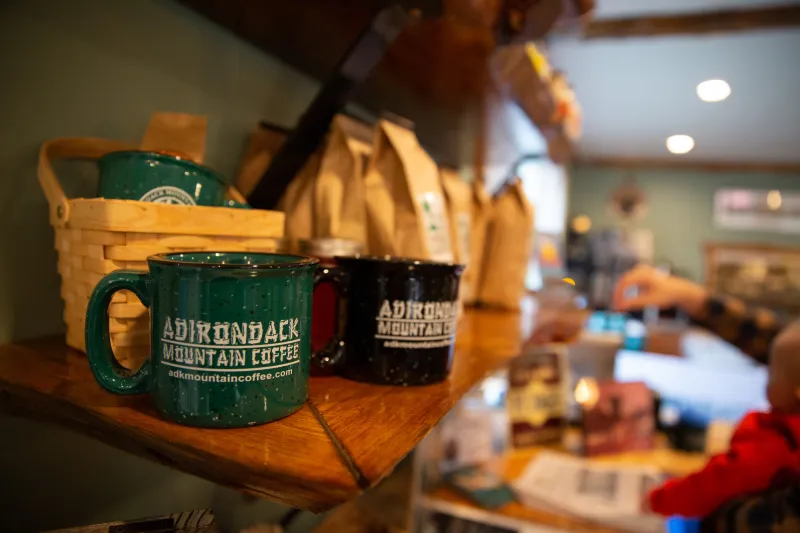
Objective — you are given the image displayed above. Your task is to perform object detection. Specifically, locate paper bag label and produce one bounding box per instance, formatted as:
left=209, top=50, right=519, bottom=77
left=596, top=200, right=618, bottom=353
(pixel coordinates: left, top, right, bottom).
left=456, top=212, right=471, bottom=263
left=418, top=192, right=453, bottom=262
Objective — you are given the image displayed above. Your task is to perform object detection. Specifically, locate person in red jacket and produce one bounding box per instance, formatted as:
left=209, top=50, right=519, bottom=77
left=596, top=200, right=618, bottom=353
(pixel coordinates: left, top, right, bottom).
left=647, top=320, right=800, bottom=517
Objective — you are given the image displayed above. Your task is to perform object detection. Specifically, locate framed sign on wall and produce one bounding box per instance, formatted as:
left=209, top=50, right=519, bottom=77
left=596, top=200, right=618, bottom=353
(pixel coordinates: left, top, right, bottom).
left=714, top=189, right=800, bottom=234
left=704, top=242, right=800, bottom=317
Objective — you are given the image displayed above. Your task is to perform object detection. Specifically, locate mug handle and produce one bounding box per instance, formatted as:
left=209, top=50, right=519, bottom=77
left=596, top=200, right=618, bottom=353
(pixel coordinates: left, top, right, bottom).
left=85, top=270, right=152, bottom=394
left=311, top=266, right=348, bottom=376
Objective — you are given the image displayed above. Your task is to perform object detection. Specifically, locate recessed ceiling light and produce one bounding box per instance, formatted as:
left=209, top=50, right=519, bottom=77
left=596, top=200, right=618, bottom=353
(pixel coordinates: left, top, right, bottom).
left=697, top=79, right=731, bottom=102
left=666, top=135, right=695, bottom=154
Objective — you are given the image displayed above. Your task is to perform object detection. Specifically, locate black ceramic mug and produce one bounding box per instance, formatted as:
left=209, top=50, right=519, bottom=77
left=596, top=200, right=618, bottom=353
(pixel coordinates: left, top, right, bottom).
left=316, top=256, right=464, bottom=385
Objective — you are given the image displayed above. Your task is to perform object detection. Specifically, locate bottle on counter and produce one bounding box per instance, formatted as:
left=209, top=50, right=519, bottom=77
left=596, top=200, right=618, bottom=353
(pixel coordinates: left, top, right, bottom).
left=507, top=279, right=585, bottom=448
left=623, top=317, right=647, bottom=351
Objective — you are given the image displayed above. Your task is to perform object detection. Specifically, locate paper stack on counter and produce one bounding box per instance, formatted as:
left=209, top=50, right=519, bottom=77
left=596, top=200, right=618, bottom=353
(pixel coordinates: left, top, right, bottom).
left=438, top=405, right=506, bottom=473
left=512, top=451, right=666, bottom=533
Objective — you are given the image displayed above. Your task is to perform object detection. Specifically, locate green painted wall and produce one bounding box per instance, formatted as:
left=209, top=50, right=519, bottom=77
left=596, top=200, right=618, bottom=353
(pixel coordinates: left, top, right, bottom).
left=568, top=164, right=800, bottom=281
left=0, top=0, right=330, bottom=530
left=0, top=0, right=323, bottom=344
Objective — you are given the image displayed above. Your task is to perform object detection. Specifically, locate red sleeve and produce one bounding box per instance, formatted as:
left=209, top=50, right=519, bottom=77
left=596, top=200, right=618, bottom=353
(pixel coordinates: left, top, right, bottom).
left=648, top=414, right=794, bottom=517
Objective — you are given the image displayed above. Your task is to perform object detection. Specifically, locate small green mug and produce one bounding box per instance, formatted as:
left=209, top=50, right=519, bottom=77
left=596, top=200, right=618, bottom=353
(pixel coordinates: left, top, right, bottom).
left=98, top=151, right=227, bottom=206
left=85, top=252, right=320, bottom=428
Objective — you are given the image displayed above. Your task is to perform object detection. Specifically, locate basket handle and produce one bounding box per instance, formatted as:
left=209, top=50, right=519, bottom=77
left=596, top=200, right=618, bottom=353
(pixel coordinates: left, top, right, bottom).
left=38, top=137, right=138, bottom=227
left=226, top=186, right=247, bottom=204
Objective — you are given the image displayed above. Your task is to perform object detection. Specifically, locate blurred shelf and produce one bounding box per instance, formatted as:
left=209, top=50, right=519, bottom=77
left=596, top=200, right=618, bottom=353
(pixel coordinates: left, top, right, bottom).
left=0, top=306, right=530, bottom=511
left=422, top=489, right=623, bottom=533
left=421, top=446, right=706, bottom=533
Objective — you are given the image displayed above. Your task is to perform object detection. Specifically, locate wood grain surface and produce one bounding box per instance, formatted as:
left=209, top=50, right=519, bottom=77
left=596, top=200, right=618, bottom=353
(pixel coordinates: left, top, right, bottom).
left=178, top=0, right=492, bottom=168
left=309, top=305, right=532, bottom=485
left=64, top=199, right=284, bottom=237
left=0, top=305, right=532, bottom=510
left=0, top=337, right=357, bottom=512
left=427, top=488, right=626, bottom=532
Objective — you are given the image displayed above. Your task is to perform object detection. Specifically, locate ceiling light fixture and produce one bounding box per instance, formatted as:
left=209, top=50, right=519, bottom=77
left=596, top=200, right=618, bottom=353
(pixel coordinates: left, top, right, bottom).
left=666, top=135, right=695, bottom=155
left=697, top=79, right=731, bottom=102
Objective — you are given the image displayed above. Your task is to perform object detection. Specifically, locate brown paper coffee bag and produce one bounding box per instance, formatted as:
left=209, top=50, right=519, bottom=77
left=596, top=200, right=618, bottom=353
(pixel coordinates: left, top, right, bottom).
left=234, top=122, right=322, bottom=244
left=276, top=151, right=322, bottom=243
left=314, top=115, right=372, bottom=245
left=478, top=179, right=535, bottom=309
left=364, top=122, right=398, bottom=256
left=440, top=167, right=471, bottom=263
left=365, top=119, right=453, bottom=261
left=441, top=167, right=474, bottom=306
left=466, top=180, right=493, bottom=305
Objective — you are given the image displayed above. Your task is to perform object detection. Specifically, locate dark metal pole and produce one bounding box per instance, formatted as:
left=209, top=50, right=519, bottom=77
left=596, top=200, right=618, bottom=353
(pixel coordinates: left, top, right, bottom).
left=247, top=4, right=415, bottom=210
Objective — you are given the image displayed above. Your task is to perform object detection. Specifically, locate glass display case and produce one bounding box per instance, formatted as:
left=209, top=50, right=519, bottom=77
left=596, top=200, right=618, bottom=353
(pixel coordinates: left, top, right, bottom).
left=704, top=242, right=800, bottom=317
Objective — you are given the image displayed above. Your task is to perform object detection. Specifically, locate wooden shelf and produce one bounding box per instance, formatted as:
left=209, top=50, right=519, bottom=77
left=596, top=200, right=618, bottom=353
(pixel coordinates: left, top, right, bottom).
left=422, top=490, right=623, bottom=533
left=177, top=0, right=495, bottom=166
left=0, top=306, right=530, bottom=512
left=421, top=447, right=706, bottom=532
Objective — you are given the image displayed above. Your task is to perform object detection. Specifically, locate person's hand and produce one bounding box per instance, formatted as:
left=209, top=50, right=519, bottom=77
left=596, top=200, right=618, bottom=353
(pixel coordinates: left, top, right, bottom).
left=524, top=308, right=588, bottom=346
left=612, top=265, right=708, bottom=316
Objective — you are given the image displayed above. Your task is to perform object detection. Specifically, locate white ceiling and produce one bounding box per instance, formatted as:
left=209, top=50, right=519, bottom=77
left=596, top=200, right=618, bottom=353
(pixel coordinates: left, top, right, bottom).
left=548, top=0, right=800, bottom=162
left=592, top=0, right=795, bottom=17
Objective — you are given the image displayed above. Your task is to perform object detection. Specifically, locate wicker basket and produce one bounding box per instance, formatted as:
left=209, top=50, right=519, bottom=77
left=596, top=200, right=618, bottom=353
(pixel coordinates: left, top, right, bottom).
left=38, top=137, right=284, bottom=368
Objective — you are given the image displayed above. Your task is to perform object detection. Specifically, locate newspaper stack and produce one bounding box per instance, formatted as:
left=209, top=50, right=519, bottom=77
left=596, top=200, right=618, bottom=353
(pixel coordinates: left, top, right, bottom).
left=512, top=451, right=666, bottom=533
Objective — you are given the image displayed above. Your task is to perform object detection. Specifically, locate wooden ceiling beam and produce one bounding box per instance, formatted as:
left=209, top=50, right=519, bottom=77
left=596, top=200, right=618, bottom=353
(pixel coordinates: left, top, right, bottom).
left=582, top=5, right=800, bottom=39
left=575, top=156, right=800, bottom=174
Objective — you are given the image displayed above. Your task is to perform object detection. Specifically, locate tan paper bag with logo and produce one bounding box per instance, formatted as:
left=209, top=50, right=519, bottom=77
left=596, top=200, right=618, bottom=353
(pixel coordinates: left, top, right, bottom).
left=440, top=167, right=471, bottom=263
left=365, top=119, right=453, bottom=260
left=478, top=179, right=535, bottom=309
left=313, top=115, right=372, bottom=245
left=363, top=121, right=398, bottom=256
left=466, top=180, right=493, bottom=305
left=234, top=123, right=321, bottom=244
left=276, top=152, right=322, bottom=243
left=441, top=167, right=473, bottom=304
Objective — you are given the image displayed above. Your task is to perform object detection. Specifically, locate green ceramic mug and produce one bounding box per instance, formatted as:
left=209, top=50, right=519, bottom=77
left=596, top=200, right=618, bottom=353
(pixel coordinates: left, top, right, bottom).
left=98, top=151, right=227, bottom=206
left=85, top=252, right=320, bottom=428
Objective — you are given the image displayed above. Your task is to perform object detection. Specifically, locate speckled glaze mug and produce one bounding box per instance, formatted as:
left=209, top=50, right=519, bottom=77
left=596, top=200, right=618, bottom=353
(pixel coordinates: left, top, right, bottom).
left=85, top=252, right=319, bottom=428
left=319, top=256, right=465, bottom=386
left=98, top=151, right=227, bottom=206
